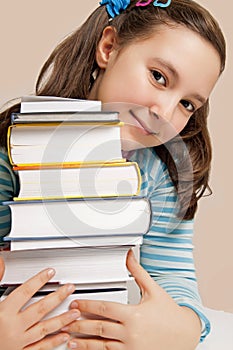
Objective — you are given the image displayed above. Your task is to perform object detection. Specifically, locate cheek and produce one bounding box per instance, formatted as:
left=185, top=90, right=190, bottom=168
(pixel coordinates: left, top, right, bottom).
left=174, top=117, right=190, bottom=134
left=98, top=66, right=149, bottom=105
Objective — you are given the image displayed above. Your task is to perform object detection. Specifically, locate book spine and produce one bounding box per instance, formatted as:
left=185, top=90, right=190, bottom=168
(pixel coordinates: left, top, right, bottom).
left=7, top=125, right=14, bottom=165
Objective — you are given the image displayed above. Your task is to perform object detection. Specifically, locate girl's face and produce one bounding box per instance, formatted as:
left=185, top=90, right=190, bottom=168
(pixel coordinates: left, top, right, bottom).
left=89, top=24, right=220, bottom=151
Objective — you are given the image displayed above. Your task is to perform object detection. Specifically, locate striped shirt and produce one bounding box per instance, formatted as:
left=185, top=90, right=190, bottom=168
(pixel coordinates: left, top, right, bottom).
left=0, top=147, right=210, bottom=342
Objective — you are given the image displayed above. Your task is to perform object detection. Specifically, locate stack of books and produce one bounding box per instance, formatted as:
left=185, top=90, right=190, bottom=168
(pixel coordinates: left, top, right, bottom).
left=0, top=96, right=151, bottom=328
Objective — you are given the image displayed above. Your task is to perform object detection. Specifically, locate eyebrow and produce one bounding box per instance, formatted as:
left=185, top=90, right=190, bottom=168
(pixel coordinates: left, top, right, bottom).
left=152, top=58, right=207, bottom=105
left=152, top=57, right=179, bottom=80
left=189, top=94, right=207, bottom=105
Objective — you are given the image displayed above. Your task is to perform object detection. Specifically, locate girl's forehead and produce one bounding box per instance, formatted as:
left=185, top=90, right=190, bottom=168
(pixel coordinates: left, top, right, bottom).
left=125, top=23, right=220, bottom=66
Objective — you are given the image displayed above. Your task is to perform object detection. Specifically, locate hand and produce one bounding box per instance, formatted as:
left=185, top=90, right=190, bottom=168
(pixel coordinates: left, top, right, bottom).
left=64, top=250, right=201, bottom=350
left=0, top=257, right=80, bottom=350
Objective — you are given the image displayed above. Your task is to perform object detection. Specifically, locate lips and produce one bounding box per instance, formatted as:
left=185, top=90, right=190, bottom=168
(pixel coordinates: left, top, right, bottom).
left=129, top=109, right=159, bottom=135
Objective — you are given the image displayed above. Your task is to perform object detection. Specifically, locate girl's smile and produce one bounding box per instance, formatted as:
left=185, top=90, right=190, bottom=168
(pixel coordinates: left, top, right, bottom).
left=89, top=24, right=221, bottom=150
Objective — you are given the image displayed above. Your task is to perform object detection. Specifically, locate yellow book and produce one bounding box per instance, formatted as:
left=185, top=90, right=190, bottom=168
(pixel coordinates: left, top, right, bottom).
left=13, top=161, right=141, bottom=200
left=7, top=122, right=124, bottom=166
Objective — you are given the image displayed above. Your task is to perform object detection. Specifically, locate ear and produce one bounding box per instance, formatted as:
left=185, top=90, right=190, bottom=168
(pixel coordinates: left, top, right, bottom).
left=96, top=26, right=118, bottom=69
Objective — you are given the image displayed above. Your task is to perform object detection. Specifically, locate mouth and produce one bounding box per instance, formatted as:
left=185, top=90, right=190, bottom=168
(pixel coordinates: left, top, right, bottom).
left=129, top=109, right=160, bottom=136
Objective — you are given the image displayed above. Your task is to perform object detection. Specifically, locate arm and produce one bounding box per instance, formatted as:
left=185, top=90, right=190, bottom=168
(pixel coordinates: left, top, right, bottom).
left=140, top=149, right=210, bottom=342
left=0, top=149, right=19, bottom=238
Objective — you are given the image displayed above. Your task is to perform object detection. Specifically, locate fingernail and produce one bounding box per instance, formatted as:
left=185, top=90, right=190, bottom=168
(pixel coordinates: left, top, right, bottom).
left=70, top=301, right=79, bottom=309
left=61, top=326, right=69, bottom=332
left=47, top=268, right=55, bottom=277
left=62, top=334, right=70, bottom=343
left=66, top=283, right=75, bottom=293
left=69, top=341, right=78, bottom=349
left=129, top=249, right=136, bottom=260
left=69, top=310, right=80, bottom=319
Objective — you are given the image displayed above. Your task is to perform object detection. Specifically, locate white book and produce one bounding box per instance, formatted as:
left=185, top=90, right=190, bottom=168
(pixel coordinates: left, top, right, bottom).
left=11, top=111, right=119, bottom=123
left=8, top=122, right=123, bottom=165
left=20, top=96, right=102, bottom=113
left=0, top=245, right=133, bottom=285
left=3, top=197, right=151, bottom=240
left=1, top=283, right=128, bottom=317
left=9, top=235, right=143, bottom=251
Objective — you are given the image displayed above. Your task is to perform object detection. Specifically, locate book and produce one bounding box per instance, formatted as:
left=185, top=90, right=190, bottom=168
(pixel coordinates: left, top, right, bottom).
left=1, top=284, right=129, bottom=312
left=7, top=122, right=124, bottom=166
left=20, top=95, right=102, bottom=113
left=3, top=197, right=151, bottom=240
left=11, top=111, right=120, bottom=124
left=8, top=235, right=143, bottom=251
left=0, top=245, right=133, bottom=285
left=14, top=162, right=141, bottom=200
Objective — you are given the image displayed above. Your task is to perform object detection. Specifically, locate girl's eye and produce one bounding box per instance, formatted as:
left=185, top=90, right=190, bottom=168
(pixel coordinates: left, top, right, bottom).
left=151, top=70, right=166, bottom=86
left=180, top=99, right=195, bottom=112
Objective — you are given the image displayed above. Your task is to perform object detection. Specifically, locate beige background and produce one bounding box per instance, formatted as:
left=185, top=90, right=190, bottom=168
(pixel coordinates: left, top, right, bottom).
left=0, top=1, right=232, bottom=312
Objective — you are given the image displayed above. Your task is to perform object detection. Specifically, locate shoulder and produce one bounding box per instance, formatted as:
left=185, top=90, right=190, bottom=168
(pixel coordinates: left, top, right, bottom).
left=0, top=148, right=19, bottom=199
left=129, top=148, right=171, bottom=194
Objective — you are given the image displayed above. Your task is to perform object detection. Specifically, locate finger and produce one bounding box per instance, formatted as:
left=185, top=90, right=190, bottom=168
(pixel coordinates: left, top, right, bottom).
left=62, top=319, right=126, bottom=341
left=24, top=309, right=80, bottom=346
left=22, top=284, right=76, bottom=328
left=67, top=338, right=123, bottom=350
left=4, top=268, right=56, bottom=311
left=24, top=333, right=70, bottom=350
left=126, top=250, right=157, bottom=297
left=69, top=299, right=128, bottom=322
left=0, top=257, right=5, bottom=280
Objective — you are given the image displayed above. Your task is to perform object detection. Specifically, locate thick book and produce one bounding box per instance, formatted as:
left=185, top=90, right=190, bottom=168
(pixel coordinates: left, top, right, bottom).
left=14, top=162, right=141, bottom=200
left=7, top=122, right=124, bottom=166
left=20, top=95, right=102, bottom=113
left=1, top=283, right=128, bottom=312
left=8, top=235, right=143, bottom=251
left=0, top=245, right=133, bottom=285
left=3, top=197, right=151, bottom=240
left=11, top=111, right=120, bottom=124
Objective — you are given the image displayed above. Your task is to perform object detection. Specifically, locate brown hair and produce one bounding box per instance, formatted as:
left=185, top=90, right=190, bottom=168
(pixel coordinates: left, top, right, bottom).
left=0, top=0, right=226, bottom=219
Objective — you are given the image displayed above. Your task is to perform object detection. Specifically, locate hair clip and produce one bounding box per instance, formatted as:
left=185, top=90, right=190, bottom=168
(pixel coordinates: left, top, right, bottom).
left=99, top=0, right=130, bottom=19
left=100, top=0, right=171, bottom=20
left=136, top=0, right=171, bottom=7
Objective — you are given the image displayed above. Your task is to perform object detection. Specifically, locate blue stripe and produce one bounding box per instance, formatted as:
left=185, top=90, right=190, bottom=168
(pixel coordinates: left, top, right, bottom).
left=151, top=195, right=177, bottom=202
left=0, top=221, right=11, bottom=229
left=0, top=152, right=9, bottom=162
left=0, top=178, right=12, bottom=187
left=152, top=206, right=177, bottom=213
left=141, top=263, right=196, bottom=273
left=144, top=235, right=192, bottom=244
left=143, top=244, right=193, bottom=252
left=0, top=208, right=10, bottom=216
left=149, top=226, right=193, bottom=235
left=141, top=252, right=193, bottom=263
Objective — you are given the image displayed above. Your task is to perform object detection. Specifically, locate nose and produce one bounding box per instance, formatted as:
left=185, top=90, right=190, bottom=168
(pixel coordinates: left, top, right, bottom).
left=150, top=96, right=178, bottom=123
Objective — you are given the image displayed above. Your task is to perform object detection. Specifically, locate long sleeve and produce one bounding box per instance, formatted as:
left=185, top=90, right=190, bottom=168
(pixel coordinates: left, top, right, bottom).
left=129, top=148, right=210, bottom=342
left=0, top=148, right=19, bottom=239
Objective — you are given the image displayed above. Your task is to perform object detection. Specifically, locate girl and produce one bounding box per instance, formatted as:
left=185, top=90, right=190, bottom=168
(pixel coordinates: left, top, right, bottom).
left=0, top=0, right=226, bottom=349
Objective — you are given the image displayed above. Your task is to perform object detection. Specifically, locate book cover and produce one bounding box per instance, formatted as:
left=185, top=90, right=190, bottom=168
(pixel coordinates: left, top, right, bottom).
left=11, top=111, right=120, bottom=123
